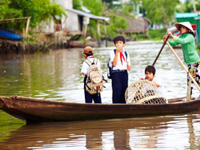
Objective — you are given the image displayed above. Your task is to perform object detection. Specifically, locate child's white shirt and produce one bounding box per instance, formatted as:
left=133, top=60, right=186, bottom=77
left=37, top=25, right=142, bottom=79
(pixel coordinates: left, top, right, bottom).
left=152, top=77, right=166, bottom=98
left=109, top=48, right=131, bottom=70
left=81, top=56, right=101, bottom=75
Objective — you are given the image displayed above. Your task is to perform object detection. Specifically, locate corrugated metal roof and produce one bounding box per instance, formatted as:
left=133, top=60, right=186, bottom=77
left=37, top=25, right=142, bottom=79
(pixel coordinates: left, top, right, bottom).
left=66, top=8, right=110, bottom=22
left=81, top=6, right=91, bottom=13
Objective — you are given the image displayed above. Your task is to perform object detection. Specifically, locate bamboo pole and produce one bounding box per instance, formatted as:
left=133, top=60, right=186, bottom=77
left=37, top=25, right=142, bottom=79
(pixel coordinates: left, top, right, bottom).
left=152, top=35, right=169, bottom=66
left=166, top=42, right=200, bottom=91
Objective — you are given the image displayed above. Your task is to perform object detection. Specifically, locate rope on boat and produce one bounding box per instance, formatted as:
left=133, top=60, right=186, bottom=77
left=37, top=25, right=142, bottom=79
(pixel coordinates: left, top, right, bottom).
left=125, top=80, right=166, bottom=104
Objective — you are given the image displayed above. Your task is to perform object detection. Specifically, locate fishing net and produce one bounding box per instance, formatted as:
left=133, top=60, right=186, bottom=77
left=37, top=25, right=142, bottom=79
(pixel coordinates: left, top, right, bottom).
left=125, top=80, right=166, bottom=104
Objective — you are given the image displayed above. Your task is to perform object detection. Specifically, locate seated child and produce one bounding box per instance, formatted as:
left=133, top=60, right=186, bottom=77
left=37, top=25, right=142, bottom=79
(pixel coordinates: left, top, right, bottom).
left=140, top=65, right=161, bottom=88
left=140, top=65, right=167, bottom=103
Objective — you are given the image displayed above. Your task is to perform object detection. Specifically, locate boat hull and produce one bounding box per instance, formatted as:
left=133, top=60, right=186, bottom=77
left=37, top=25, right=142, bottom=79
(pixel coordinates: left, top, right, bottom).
left=0, top=30, right=23, bottom=41
left=0, top=96, right=200, bottom=123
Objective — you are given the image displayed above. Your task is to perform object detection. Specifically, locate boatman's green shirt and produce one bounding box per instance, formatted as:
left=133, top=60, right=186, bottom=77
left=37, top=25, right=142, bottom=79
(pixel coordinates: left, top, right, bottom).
left=169, top=33, right=200, bottom=65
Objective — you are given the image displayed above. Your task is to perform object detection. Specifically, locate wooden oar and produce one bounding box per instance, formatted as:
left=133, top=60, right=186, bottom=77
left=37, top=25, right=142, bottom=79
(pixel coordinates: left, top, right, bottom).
left=166, top=42, right=200, bottom=91
left=152, top=35, right=170, bottom=66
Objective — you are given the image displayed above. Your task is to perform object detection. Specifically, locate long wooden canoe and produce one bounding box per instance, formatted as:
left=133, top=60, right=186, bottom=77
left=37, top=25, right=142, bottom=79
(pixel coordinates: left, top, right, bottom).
left=0, top=96, right=200, bottom=123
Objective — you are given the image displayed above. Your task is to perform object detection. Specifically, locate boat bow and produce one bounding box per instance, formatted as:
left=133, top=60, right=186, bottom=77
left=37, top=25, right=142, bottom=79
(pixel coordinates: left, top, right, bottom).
left=0, top=96, right=5, bottom=109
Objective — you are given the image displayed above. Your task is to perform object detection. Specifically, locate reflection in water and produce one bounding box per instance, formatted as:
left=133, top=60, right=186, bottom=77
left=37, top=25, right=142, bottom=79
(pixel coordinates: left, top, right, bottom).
left=0, top=49, right=83, bottom=101
left=0, top=42, right=199, bottom=103
left=0, top=41, right=200, bottom=149
left=114, top=129, right=131, bottom=150
left=187, top=114, right=200, bottom=149
left=86, top=131, right=102, bottom=149
left=0, top=113, right=200, bottom=149
left=0, top=111, right=24, bottom=144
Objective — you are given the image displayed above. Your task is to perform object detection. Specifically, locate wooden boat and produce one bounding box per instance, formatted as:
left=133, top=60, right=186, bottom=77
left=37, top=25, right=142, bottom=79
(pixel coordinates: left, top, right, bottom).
left=0, top=28, right=23, bottom=41
left=0, top=96, right=200, bottom=123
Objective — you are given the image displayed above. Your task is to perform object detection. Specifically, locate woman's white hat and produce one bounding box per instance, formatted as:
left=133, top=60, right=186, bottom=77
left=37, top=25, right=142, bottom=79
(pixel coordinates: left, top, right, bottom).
left=175, top=22, right=194, bottom=33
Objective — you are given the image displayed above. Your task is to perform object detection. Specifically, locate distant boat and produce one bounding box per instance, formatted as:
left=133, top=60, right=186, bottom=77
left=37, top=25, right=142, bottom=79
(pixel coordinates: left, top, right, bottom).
left=0, top=28, right=23, bottom=41
left=67, top=40, right=98, bottom=48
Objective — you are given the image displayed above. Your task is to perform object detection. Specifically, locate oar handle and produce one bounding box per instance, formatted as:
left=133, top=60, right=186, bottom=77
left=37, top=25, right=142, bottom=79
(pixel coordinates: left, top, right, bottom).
left=152, top=35, right=170, bottom=66
left=166, top=42, right=200, bottom=91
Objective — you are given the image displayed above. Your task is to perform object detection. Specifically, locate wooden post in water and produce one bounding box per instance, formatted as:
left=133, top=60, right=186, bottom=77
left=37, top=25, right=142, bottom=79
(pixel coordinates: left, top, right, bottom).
left=187, top=75, right=192, bottom=101
left=97, top=20, right=101, bottom=47
left=103, top=21, right=108, bottom=47
left=83, top=18, right=88, bottom=47
left=25, top=17, right=31, bottom=37
left=83, top=24, right=87, bottom=47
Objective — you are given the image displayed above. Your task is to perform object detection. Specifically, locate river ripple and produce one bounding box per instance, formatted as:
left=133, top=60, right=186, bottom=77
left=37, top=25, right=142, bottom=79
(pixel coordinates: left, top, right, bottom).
left=0, top=41, right=200, bottom=149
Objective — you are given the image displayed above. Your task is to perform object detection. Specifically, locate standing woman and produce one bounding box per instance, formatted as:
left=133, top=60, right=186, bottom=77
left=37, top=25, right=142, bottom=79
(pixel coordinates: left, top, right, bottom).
left=163, top=22, right=200, bottom=96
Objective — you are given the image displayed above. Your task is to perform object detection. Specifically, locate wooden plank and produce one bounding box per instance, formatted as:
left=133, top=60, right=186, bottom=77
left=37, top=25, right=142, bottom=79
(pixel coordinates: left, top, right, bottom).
left=0, top=17, right=30, bottom=23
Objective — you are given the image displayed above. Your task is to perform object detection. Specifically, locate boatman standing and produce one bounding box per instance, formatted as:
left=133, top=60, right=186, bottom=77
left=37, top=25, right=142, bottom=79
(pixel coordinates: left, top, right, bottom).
left=108, top=36, right=131, bottom=103
left=163, top=22, right=200, bottom=98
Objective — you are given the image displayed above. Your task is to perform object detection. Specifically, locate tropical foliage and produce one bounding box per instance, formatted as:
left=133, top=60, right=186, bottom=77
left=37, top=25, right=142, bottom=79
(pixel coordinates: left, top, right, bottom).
left=184, top=0, right=200, bottom=12
left=73, top=0, right=82, bottom=10
left=0, top=0, right=22, bottom=19
left=129, top=0, right=179, bottom=27
left=1, top=0, right=199, bottom=39
left=73, top=0, right=128, bottom=38
left=0, top=0, right=66, bottom=30
left=102, top=5, right=128, bottom=37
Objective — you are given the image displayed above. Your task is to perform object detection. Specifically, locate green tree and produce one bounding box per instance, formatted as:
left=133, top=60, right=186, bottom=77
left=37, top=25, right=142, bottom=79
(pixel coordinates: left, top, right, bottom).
left=73, top=0, right=82, bottom=10
left=9, top=0, right=66, bottom=27
left=82, top=0, right=103, bottom=15
left=0, top=0, right=66, bottom=30
left=142, top=0, right=179, bottom=27
left=102, top=0, right=114, bottom=8
left=184, top=0, right=200, bottom=12
left=81, top=0, right=104, bottom=39
left=102, top=4, right=128, bottom=37
left=82, top=0, right=127, bottom=38
left=0, top=0, right=22, bottom=19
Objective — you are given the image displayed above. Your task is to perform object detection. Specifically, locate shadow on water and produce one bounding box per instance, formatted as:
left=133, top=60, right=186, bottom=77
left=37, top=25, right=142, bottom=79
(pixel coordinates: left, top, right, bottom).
left=0, top=111, right=200, bottom=149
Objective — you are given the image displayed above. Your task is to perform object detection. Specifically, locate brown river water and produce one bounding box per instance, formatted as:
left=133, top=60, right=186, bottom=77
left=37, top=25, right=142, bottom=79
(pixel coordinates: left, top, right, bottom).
left=0, top=41, right=200, bottom=149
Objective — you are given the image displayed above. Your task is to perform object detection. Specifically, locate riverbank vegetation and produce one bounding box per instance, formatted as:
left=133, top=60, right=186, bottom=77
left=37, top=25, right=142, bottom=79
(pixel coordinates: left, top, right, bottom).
left=0, top=0, right=66, bottom=54
left=73, top=0, right=128, bottom=39
left=0, top=0, right=199, bottom=53
left=135, top=29, right=167, bottom=41
left=73, top=0, right=181, bottom=40
left=0, top=0, right=66, bottom=30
